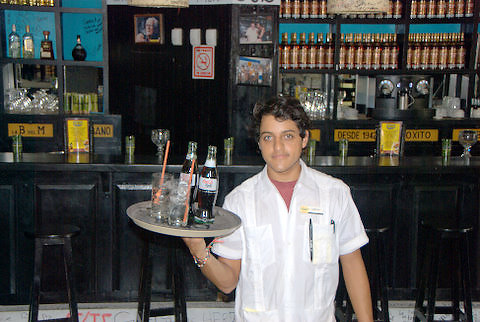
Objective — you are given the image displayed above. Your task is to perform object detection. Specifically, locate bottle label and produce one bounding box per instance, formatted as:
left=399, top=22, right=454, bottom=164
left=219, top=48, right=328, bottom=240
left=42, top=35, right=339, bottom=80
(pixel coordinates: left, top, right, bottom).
left=180, top=172, right=196, bottom=186
left=199, top=177, right=217, bottom=191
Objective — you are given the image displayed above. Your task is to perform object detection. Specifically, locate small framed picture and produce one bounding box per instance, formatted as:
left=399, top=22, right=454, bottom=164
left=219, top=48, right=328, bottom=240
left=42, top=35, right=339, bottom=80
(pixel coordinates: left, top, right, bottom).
left=134, top=14, right=164, bottom=44
left=239, top=15, right=273, bottom=44
left=236, top=56, right=272, bottom=86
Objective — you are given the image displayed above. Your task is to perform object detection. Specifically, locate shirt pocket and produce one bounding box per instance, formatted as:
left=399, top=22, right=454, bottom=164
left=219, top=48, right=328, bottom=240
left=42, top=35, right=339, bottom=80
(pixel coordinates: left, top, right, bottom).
left=244, top=224, right=276, bottom=269
left=304, top=219, right=338, bottom=265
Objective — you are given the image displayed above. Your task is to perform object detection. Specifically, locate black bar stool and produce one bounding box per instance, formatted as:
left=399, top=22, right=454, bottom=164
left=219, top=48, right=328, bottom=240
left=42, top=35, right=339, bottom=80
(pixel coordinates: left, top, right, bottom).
left=335, top=227, right=390, bottom=322
left=26, top=224, right=81, bottom=322
left=414, top=220, right=473, bottom=322
left=137, top=232, right=187, bottom=322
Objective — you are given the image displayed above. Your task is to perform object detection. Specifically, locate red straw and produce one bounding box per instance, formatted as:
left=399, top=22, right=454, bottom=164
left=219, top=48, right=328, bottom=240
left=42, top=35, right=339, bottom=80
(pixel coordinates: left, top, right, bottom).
left=159, top=140, right=171, bottom=187
left=182, top=159, right=196, bottom=224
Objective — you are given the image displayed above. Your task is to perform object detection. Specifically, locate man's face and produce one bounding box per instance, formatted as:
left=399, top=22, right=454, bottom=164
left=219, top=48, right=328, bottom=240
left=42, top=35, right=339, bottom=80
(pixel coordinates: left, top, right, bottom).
left=145, top=20, right=154, bottom=36
left=258, top=114, right=308, bottom=182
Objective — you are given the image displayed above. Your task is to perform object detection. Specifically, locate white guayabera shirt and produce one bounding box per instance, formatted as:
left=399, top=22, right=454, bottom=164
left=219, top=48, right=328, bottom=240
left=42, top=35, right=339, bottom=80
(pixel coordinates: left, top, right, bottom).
left=213, top=160, right=369, bottom=322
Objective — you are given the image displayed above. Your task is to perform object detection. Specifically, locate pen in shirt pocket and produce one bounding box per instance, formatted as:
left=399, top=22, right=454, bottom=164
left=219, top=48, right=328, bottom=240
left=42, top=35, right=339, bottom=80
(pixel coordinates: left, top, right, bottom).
left=309, top=218, right=313, bottom=262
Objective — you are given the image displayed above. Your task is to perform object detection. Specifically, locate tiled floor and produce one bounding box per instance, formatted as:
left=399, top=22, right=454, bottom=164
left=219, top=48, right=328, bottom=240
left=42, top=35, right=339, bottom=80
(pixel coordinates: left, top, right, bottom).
left=0, top=301, right=479, bottom=321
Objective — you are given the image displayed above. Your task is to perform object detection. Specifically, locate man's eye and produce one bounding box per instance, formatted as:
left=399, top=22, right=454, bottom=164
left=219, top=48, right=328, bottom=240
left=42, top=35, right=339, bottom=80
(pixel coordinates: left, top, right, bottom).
left=285, top=134, right=294, bottom=139
left=262, top=135, right=272, bottom=141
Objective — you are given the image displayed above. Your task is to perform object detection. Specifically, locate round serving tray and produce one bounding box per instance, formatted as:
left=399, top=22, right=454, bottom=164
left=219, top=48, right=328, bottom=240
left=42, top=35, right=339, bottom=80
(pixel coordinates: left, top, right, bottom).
left=126, top=201, right=242, bottom=238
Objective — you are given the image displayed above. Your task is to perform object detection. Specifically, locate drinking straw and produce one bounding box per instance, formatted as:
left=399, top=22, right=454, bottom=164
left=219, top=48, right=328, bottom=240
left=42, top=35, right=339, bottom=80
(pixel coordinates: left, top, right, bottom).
left=182, top=159, right=195, bottom=224
left=154, top=140, right=171, bottom=200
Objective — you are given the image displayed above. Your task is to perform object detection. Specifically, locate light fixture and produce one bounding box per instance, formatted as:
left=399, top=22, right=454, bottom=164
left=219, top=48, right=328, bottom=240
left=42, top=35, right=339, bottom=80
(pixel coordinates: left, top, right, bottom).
left=327, top=0, right=388, bottom=14
left=127, top=0, right=189, bottom=8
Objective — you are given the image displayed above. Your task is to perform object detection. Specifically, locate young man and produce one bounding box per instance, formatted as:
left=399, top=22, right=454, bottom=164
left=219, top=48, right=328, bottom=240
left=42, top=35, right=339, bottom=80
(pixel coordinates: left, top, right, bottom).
left=183, top=96, right=373, bottom=321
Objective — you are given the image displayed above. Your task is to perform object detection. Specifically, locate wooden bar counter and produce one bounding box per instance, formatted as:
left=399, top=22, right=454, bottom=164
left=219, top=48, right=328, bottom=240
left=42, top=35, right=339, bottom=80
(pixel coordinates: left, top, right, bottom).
left=0, top=152, right=479, bottom=305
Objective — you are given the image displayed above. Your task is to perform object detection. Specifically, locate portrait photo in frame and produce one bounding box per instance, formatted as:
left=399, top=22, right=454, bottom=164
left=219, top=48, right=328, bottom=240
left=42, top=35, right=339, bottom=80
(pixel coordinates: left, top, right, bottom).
left=236, top=56, right=272, bottom=86
left=134, top=14, right=164, bottom=44
left=239, top=15, right=273, bottom=44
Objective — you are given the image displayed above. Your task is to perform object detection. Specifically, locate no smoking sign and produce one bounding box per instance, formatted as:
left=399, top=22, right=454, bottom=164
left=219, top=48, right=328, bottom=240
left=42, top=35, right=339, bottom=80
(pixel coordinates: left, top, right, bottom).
left=193, top=46, right=215, bottom=79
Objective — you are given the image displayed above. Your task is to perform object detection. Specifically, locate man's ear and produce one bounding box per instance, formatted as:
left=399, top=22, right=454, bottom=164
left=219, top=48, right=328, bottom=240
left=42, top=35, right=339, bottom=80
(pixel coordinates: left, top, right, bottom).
left=302, top=131, right=310, bottom=149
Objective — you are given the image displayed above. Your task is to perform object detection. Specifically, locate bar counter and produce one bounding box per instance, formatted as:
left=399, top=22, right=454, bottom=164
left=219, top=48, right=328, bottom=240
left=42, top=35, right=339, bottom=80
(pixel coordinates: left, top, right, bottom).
left=1, top=153, right=479, bottom=304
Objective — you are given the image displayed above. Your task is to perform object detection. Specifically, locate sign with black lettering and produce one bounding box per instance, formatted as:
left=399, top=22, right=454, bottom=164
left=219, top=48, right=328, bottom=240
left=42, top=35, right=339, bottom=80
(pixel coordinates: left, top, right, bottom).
left=334, top=129, right=376, bottom=142
left=404, top=129, right=438, bottom=142
left=93, top=124, right=114, bottom=138
left=8, top=123, right=54, bottom=137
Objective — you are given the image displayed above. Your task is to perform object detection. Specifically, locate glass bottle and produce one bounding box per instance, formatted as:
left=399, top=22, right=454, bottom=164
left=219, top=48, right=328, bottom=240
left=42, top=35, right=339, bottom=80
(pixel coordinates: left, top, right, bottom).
left=307, top=32, right=316, bottom=69
left=418, top=0, right=427, bottom=18
left=8, top=24, right=21, bottom=58
left=180, top=141, right=198, bottom=225
left=465, top=0, right=474, bottom=17
left=299, top=32, right=308, bottom=69
left=426, top=0, right=436, bottom=18
left=393, top=0, right=403, bottom=18
left=325, top=32, right=334, bottom=69
left=316, top=33, right=325, bottom=69
left=284, top=0, right=292, bottom=18
left=455, top=0, right=465, bottom=17
left=72, top=35, right=87, bottom=61
left=407, top=33, right=414, bottom=69
left=364, top=34, right=373, bottom=70
left=430, top=33, right=439, bottom=69
left=310, top=0, right=319, bottom=18
left=373, top=33, right=382, bottom=70
left=289, top=33, right=299, bottom=69
left=22, top=25, right=34, bottom=59
left=319, top=0, right=327, bottom=18
left=301, top=0, right=310, bottom=18
left=40, top=30, right=54, bottom=59
left=456, top=32, right=466, bottom=69
left=390, top=33, right=399, bottom=69
left=339, top=34, right=347, bottom=70
left=279, top=32, right=290, bottom=70
left=411, top=0, right=418, bottom=18
left=446, top=0, right=455, bottom=18
left=196, top=145, right=218, bottom=224
left=437, top=0, right=446, bottom=17
left=447, top=33, right=457, bottom=69
left=292, top=0, right=301, bottom=19
left=381, top=34, right=391, bottom=70
left=439, top=33, right=448, bottom=70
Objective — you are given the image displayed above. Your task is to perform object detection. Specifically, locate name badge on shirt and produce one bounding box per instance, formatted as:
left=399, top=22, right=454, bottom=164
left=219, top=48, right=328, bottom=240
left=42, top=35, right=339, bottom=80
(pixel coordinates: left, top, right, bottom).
left=300, top=206, right=324, bottom=215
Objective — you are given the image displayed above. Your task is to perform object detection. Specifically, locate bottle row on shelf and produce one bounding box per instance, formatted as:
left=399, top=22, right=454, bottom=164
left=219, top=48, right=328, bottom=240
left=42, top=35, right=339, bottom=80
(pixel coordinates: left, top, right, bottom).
left=279, top=0, right=473, bottom=19
left=279, top=31, right=469, bottom=71
left=64, top=92, right=101, bottom=114
left=0, top=0, right=54, bottom=6
left=407, top=32, right=466, bottom=70
left=8, top=24, right=53, bottom=59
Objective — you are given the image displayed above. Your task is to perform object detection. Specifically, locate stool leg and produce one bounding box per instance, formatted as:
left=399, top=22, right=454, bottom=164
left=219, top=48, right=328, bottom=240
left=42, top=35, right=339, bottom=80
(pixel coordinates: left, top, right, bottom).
left=137, top=238, right=153, bottom=322
left=29, top=239, right=43, bottom=322
left=451, top=239, right=460, bottom=321
left=415, top=228, right=431, bottom=322
left=172, top=248, right=187, bottom=322
left=460, top=234, right=473, bottom=322
left=426, top=233, right=440, bottom=322
left=377, top=234, right=390, bottom=322
left=63, top=238, right=79, bottom=322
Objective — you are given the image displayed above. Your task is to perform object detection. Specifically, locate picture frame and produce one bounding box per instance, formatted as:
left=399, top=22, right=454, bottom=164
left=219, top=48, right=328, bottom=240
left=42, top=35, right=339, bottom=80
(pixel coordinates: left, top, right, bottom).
left=236, top=56, right=272, bottom=86
left=376, top=121, right=404, bottom=156
left=134, top=14, right=164, bottom=44
left=64, top=118, right=91, bottom=153
left=239, top=15, right=273, bottom=44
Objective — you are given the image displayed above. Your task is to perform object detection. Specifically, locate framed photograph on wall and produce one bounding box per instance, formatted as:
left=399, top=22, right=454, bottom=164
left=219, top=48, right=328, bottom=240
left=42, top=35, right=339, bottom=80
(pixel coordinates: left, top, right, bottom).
left=134, top=14, right=164, bottom=44
left=239, top=15, right=273, bottom=44
left=236, top=56, right=272, bottom=86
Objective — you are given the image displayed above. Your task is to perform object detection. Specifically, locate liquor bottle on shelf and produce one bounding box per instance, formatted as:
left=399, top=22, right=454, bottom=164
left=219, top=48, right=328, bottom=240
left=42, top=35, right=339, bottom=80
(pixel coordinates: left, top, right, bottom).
left=418, top=0, right=427, bottom=18
left=22, top=25, right=34, bottom=59
left=310, top=0, right=319, bottom=18
left=292, top=0, right=300, bottom=19
left=439, top=33, right=448, bottom=70
left=346, top=34, right=355, bottom=70
left=299, top=32, right=308, bottom=69
left=420, top=33, right=430, bottom=70
left=301, top=0, right=310, bottom=19
left=390, top=33, right=399, bottom=69
left=381, top=34, right=390, bottom=70
left=447, top=33, right=457, bottom=69
left=307, top=32, right=316, bottom=69
left=372, top=33, right=382, bottom=70
left=180, top=141, right=198, bottom=225
left=457, top=32, right=466, bottom=69
left=446, top=0, right=455, bottom=18
left=465, top=0, right=473, bottom=17
left=318, top=0, right=327, bottom=18
left=429, top=33, right=439, bottom=69
left=393, top=0, right=402, bottom=18
left=412, top=33, right=421, bottom=69
left=325, top=32, right=334, bottom=69
left=356, top=34, right=365, bottom=70
left=364, top=34, right=373, bottom=70
left=289, top=33, right=299, bottom=69
left=437, top=0, right=446, bottom=17
left=40, top=31, right=54, bottom=59
left=283, top=0, right=292, bottom=18
left=455, top=0, right=465, bottom=17
left=338, top=34, right=347, bottom=70
left=8, top=24, right=21, bottom=59
left=316, top=33, right=325, bottom=69
left=426, top=0, right=436, bottom=18
left=196, top=145, right=218, bottom=224
left=411, top=0, right=418, bottom=18
left=72, top=35, right=87, bottom=61
left=279, top=32, right=290, bottom=70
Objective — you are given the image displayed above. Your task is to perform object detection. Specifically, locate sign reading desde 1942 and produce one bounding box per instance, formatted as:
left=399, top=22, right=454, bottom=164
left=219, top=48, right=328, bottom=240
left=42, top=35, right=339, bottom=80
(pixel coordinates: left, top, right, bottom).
left=8, top=123, right=54, bottom=137
left=334, top=129, right=438, bottom=142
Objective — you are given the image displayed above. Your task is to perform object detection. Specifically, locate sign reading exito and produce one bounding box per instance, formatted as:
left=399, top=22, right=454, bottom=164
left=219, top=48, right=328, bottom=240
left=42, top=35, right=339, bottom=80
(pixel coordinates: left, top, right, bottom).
left=8, top=123, right=114, bottom=138
left=333, top=129, right=438, bottom=142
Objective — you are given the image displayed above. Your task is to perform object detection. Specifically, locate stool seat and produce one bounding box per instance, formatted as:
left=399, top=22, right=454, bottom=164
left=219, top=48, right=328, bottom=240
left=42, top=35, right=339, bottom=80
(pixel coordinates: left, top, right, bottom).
left=27, top=224, right=80, bottom=322
left=26, top=224, right=81, bottom=239
left=414, top=221, right=473, bottom=322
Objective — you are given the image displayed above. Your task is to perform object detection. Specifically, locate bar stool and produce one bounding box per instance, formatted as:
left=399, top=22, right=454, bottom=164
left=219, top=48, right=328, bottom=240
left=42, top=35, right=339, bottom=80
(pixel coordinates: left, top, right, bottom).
left=26, top=224, right=81, bottom=322
left=335, top=226, right=390, bottom=322
left=414, top=220, right=473, bottom=322
left=137, top=232, right=187, bottom=322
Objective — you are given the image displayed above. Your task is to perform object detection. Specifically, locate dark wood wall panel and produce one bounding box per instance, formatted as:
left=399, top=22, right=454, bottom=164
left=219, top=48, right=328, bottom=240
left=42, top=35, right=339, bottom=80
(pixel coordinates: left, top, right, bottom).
left=0, top=184, right=15, bottom=299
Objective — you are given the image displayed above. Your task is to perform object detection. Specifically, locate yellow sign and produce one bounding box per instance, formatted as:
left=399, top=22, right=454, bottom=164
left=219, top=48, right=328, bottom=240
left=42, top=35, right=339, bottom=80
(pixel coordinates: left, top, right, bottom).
left=334, top=129, right=376, bottom=142
left=66, top=119, right=90, bottom=153
left=405, top=129, right=438, bottom=142
left=310, top=129, right=321, bottom=141
left=452, top=129, right=480, bottom=141
left=8, top=123, right=54, bottom=137
left=93, top=124, right=114, bottom=138
left=379, top=121, right=402, bottom=156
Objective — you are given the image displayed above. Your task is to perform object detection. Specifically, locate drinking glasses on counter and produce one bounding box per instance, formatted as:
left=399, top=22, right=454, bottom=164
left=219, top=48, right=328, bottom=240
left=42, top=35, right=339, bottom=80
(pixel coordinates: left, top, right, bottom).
left=299, top=90, right=329, bottom=120
left=151, top=129, right=170, bottom=160
left=458, top=130, right=478, bottom=158
left=5, top=88, right=58, bottom=114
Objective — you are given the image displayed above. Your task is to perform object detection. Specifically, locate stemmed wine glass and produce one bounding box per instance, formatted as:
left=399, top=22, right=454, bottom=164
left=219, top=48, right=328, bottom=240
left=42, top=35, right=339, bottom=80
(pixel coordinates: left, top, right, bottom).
left=458, top=129, right=478, bottom=158
left=151, top=129, right=170, bottom=160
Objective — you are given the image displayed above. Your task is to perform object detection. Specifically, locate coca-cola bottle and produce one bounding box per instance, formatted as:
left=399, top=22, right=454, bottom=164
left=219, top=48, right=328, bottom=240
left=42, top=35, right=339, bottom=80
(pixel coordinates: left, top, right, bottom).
left=196, top=145, right=218, bottom=224
left=180, top=141, right=198, bottom=225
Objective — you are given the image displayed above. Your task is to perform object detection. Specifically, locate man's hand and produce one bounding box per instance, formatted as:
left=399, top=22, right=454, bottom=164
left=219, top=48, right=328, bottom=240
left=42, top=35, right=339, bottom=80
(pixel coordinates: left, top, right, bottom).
left=182, top=237, right=207, bottom=258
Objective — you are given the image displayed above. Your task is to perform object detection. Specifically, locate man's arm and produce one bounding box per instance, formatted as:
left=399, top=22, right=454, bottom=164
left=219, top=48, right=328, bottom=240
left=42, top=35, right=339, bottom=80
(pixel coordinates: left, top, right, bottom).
left=339, top=249, right=374, bottom=322
left=182, top=237, right=241, bottom=294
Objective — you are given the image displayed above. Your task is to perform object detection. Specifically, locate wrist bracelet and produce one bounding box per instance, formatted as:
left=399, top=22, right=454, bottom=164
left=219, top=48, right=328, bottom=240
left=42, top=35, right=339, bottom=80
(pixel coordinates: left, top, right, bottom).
left=192, top=238, right=221, bottom=268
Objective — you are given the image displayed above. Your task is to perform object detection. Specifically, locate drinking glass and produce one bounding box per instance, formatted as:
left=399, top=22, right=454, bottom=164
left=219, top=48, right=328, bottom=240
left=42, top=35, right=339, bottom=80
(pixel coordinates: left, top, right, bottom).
left=151, top=173, right=173, bottom=222
left=151, top=129, right=170, bottom=160
left=458, top=130, right=478, bottom=158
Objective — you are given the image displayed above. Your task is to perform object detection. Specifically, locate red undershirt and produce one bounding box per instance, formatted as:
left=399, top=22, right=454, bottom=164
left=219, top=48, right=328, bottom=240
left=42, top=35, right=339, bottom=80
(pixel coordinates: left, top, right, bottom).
left=270, top=178, right=297, bottom=211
